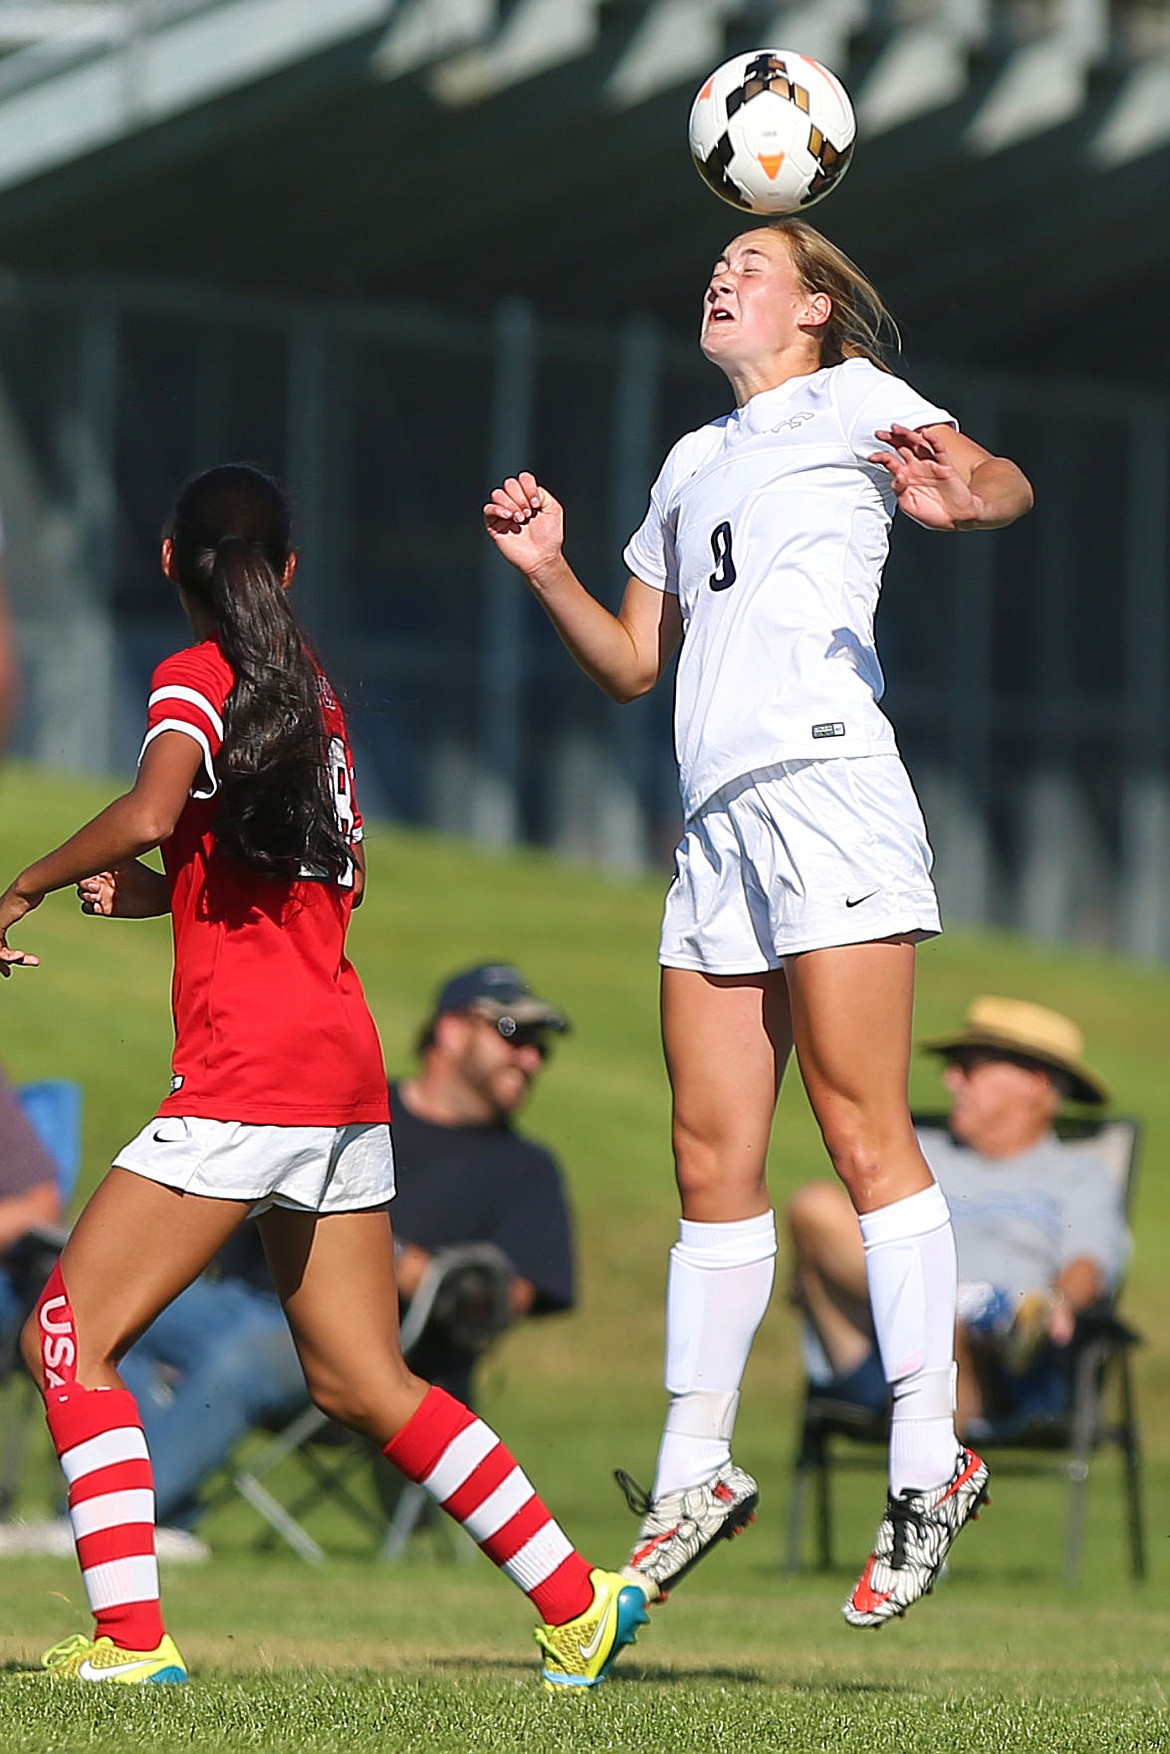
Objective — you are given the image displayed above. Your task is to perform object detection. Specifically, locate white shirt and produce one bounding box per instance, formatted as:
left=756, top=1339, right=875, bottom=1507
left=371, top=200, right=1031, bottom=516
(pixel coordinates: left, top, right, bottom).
left=623, top=357, right=955, bottom=820
left=917, top=1127, right=1130, bottom=1298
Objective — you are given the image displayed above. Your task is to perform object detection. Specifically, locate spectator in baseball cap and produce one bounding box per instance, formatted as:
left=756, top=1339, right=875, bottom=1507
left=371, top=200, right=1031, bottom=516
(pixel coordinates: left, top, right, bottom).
left=417, top=961, right=570, bottom=1052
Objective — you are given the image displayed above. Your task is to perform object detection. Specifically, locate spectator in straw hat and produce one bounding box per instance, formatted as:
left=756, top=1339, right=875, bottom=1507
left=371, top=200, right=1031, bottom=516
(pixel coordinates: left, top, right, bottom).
left=787, top=997, right=1129, bottom=1437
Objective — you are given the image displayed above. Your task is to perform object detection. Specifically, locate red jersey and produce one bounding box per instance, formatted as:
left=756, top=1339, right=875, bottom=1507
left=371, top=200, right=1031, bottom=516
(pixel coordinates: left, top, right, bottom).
left=142, top=637, right=390, bottom=1127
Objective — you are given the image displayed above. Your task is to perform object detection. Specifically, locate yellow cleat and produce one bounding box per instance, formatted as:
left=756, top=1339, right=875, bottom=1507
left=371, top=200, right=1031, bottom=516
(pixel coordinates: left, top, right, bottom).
left=534, top=1567, right=649, bottom=1691
left=40, top=1631, right=188, bottom=1683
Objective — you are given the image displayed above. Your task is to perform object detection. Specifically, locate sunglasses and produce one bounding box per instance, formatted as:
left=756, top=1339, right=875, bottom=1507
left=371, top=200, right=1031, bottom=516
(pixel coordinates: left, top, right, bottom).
left=468, top=1010, right=553, bottom=1059
left=947, top=1049, right=1049, bottom=1078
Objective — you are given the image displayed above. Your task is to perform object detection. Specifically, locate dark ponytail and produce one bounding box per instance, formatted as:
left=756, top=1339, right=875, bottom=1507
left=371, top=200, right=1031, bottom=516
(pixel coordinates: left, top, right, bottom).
left=168, top=464, right=350, bottom=883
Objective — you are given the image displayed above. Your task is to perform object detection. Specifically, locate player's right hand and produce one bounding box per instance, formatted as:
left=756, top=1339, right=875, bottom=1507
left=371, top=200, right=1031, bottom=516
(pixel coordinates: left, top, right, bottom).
left=0, top=882, right=41, bottom=976
left=0, top=940, right=39, bottom=975
left=483, top=472, right=565, bottom=576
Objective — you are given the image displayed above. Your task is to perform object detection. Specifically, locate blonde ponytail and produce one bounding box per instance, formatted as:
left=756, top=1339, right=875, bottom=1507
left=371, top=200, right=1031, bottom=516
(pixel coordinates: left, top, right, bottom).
left=768, top=218, right=899, bottom=371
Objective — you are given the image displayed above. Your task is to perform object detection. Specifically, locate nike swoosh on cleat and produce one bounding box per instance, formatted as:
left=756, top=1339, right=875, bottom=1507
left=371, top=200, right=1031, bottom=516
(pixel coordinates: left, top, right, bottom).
left=849, top=1558, right=891, bottom=1617
left=938, top=1451, right=985, bottom=1503
left=76, top=1658, right=160, bottom=1682
left=577, top=1617, right=610, bottom=1662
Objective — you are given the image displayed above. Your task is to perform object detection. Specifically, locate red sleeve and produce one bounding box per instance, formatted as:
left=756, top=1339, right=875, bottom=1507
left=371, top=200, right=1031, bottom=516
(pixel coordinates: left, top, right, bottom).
left=141, top=642, right=233, bottom=799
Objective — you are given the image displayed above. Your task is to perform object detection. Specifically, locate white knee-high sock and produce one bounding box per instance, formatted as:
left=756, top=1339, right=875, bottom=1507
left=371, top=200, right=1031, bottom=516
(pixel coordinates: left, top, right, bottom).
left=858, top=1181, right=961, bottom=1496
left=653, top=1212, right=777, bottom=1497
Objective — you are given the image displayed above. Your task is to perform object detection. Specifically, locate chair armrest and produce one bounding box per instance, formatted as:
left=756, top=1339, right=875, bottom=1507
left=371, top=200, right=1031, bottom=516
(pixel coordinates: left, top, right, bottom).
left=803, top=1387, right=889, bottom=1438
left=1072, top=1306, right=1142, bottom=1349
left=399, top=1243, right=515, bottom=1360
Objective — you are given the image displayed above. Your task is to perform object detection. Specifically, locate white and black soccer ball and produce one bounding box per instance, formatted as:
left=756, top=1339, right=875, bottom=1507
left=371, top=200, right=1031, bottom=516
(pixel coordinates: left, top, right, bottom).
left=689, top=48, right=856, bottom=215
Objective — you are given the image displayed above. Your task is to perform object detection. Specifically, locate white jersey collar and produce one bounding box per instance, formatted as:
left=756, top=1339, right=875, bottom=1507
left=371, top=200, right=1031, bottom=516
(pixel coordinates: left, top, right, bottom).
left=736, top=368, right=826, bottom=433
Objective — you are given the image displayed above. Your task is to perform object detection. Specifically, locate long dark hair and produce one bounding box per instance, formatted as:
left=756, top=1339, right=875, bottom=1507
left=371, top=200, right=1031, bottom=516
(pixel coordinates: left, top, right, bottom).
left=167, top=464, right=350, bottom=883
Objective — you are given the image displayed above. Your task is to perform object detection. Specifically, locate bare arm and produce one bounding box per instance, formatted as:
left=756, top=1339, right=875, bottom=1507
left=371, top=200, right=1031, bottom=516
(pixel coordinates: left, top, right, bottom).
left=0, top=729, right=202, bottom=973
left=484, top=471, right=682, bottom=702
left=1047, top=1256, right=1107, bottom=1346
left=871, top=424, right=1034, bottom=532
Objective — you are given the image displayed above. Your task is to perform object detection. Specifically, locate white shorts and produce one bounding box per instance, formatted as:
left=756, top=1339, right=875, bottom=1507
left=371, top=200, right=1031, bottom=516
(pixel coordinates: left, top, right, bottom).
left=659, top=754, right=940, bottom=974
left=113, top=1117, right=396, bottom=1214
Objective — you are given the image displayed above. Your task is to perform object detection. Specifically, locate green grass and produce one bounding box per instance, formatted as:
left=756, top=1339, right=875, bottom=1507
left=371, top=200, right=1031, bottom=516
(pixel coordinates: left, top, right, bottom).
left=0, top=1555, right=1166, bottom=1751
left=0, top=761, right=1168, bottom=1751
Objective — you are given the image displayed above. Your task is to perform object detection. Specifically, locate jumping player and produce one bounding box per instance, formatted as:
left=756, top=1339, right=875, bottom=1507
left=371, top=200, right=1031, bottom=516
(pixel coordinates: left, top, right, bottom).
left=0, top=464, right=647, bottom=1687
left=485, top=221, right=1033, bottom=1627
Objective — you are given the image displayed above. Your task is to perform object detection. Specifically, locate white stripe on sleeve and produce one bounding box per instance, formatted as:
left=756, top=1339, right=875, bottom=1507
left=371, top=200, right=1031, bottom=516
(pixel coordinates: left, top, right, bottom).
left=139, top=719, right=218, bottom=799
left=148, top=684, right=225, bottom=741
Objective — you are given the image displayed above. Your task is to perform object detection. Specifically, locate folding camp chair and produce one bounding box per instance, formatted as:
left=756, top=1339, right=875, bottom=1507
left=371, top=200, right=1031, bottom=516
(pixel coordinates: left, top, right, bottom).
left=0, top=1080, right=83, bottom=1514
left=783, top=1113, right=1144, bottom=1583
left=217, top=1241, right=514, bottom=1563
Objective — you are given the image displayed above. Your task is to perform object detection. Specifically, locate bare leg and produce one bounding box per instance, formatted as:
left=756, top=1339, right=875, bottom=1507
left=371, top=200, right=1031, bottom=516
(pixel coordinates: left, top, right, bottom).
left=661, top=967, right=791, bottom=1222
left=786, top=1181, right=873, bottom=1379
left=20, top=1168, right=251, bottom=1658
left=784, top=939, right=931, bottom=1212
left=261, top=1207, right=626, bottom=1644
left=785, top=940, right=959, bottom=1497
left=22, top=1168, right=252, bottom=1387
left=954, top=1326, right=989, bottom=1433
left=639, top=970, right=788, bottom=1501
left=258, top=1204, right=426, bottom=1437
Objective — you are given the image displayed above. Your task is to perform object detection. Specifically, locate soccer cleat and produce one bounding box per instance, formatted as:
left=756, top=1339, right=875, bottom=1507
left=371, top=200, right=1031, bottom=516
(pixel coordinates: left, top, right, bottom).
left=616, top=1461, right=759, bottom=1603
left=534, top=1567, right=649, bottom=1691
left=842, top=1447, right=989, bottom=1628
left=40, top=1631, right=188, bottom=1683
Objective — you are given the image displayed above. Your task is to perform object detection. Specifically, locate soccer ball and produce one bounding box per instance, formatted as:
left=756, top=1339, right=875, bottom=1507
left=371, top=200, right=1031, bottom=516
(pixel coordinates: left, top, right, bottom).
left=689, top=48, right=856, bottom=215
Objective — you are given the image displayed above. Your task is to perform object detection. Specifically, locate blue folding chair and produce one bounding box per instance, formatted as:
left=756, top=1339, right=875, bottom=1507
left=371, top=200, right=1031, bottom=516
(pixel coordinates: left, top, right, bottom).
left=0, top=1080, right=83, bottom=1514
left=15, top=1080, right=83, bottom=1207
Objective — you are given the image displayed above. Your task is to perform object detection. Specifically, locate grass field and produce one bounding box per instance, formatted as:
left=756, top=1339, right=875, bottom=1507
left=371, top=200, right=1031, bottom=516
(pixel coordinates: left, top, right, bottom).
left=0, top=762, right=1168, bottom=1751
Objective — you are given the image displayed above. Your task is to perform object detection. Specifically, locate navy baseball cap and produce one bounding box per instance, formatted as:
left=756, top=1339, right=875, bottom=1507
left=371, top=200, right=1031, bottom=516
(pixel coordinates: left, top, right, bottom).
left=433, top=962, right=569, bottom=1033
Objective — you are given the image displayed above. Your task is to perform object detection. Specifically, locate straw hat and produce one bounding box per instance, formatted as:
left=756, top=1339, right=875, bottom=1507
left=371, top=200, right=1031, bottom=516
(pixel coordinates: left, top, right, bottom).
left=920, top=996, right=1110, bottom=1107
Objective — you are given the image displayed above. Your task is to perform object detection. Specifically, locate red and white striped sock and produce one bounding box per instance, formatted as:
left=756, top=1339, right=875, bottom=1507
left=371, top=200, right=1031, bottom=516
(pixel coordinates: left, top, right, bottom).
left=384, top=1386, right=594, bottom=1625
left=44, top=1386, right=163, bottom=1653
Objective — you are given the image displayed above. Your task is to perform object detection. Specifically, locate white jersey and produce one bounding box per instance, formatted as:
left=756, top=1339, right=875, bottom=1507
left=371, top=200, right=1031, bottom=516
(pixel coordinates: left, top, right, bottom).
left=623, top=357, right=955, bottom=821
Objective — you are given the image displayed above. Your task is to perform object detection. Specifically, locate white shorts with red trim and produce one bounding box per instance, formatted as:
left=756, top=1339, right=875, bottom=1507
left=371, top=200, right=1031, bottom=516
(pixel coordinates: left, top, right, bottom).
left=113, top=1117, right=395, bottom=1212
left=659, top=754, right=941, bottom=974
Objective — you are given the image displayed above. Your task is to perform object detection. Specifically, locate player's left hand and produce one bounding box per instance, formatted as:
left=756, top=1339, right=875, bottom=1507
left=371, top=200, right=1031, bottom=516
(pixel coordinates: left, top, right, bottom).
left=0, top=882, right=42, bottom=976
left=78, top=861, right=167, bottom=919
left=870, top=424, right=985, bottom=530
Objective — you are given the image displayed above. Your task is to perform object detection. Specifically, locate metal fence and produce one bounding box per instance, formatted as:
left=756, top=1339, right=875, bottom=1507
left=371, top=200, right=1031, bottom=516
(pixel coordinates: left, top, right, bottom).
left=2, top=269, right=1167, bottom=959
